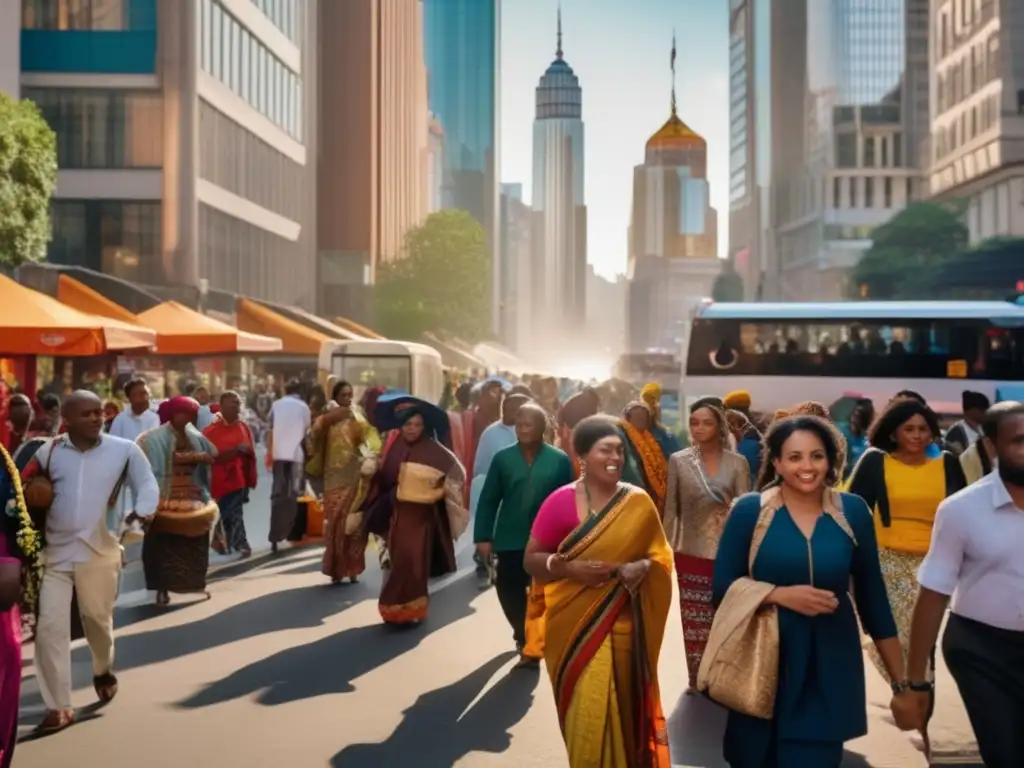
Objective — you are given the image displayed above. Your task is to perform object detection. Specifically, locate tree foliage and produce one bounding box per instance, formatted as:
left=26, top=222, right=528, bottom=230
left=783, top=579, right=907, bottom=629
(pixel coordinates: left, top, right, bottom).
left=931, top=236, right=1024, bottom=298
left=712, top=261, right=745, bottom=302
left=373, top=209, right=491, bottom=342
left=0, top=92, right=57, bottom=267
left=850, top=202, right=968, bottom=299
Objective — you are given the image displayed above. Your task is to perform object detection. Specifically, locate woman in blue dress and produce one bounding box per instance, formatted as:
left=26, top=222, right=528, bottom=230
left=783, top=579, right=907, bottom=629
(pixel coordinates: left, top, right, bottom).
left=713, top=415, right=911, bottom=767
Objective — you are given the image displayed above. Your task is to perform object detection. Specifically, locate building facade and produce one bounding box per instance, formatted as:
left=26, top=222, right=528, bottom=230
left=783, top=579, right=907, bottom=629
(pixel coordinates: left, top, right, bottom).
left=763, top=0, right=927, bottom=301
left=728, top=0, right=760, bottom=298
left=498, top=183, right=532, bottom=354
left=15, top=0, right=319, bottom=310
left=928, top=0, right=1024, bottom=243
left=628, top=82, right=721, bottom=353
left=423, top=0, right=501, bottom=332
left=528, top=12, right=587, bottom=362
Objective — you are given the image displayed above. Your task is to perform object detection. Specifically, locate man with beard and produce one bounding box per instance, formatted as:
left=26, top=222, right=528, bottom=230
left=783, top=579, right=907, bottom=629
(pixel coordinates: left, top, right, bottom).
left=900, top=401, right=1024, bottom=765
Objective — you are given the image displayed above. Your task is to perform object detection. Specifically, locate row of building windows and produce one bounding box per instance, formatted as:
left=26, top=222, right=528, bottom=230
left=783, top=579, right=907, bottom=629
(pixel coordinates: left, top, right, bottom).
left=249, top=0, right=303, bottom=45
left=936, top=0, right=996, bottom=61
left=200, top=0, right=303, bottom=141
left=830, top=175, right=913, bottom=210
left=198, top=101, right=305, bottom=221
left=935, top=32, right=999, bottom=116
left=199, top=204, right=310, bottom=306
left=835, top=132, right=904, bottom=169
left=48, top=199, right=163, bottom=284
left=934, top=93, right=1000, bottom=160
left=24, top=88, right=163, bottom=169
left=22, top=0, right=154, bottom=31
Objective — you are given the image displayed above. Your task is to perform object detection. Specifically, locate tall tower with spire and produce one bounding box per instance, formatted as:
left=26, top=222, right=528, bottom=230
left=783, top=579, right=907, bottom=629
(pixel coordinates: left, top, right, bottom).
left=526, top=5, right=586, bottom=362
left=626, top=35, right=721, bottom=353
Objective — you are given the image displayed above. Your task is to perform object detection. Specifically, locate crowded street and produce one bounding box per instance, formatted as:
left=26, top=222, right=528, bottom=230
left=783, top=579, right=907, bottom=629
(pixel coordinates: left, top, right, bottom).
left=14, top=448, right=982, bottom=767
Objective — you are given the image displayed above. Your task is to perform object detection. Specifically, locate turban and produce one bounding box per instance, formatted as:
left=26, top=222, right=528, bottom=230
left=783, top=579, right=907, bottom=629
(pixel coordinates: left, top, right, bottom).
left=723, top=390, right=752, bottom=409
left=158, top=396, right=200, bottom=425
left=640, top=382, right=661, bottom=406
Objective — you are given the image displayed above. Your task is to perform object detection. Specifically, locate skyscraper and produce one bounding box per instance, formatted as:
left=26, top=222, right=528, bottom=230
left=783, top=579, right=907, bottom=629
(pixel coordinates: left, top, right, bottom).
left=627, top=36, right=720, bottom=353
left=423, top=0, right=500, bottom=331
left=317, top=0, right=427, bottom=288
left=528, top=8, right=586, bottom=360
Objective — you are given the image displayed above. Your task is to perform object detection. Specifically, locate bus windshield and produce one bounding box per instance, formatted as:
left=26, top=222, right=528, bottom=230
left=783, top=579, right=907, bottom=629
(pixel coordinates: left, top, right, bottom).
left=331, top=354, right=412, bottom=397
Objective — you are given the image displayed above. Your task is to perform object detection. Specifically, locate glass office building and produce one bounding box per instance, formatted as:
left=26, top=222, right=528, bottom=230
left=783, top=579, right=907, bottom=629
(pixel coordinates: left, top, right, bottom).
left=422, top=0, right=500, bottom=262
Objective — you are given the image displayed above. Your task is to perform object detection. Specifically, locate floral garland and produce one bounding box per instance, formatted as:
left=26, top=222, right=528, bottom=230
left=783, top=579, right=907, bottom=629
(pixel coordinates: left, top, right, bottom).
left=621, top=421, right=668, bottom=508
left=1, top=444, right=42, bottom=613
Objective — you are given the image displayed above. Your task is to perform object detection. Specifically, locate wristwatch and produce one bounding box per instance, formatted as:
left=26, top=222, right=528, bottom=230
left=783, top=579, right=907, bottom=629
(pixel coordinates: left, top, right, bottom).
left=890, top=680, right=910, bottom=694
left=908, top=680, right=934, bottom=693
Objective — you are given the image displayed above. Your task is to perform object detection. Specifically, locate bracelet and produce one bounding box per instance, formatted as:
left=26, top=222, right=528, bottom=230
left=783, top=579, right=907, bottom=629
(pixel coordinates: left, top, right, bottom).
left=545, top=554, right=560, bottom=575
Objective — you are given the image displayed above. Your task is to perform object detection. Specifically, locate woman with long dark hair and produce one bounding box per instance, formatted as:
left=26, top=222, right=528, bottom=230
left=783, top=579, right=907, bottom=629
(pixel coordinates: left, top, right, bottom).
left=663, top=396, right=749, bottom=689
left=844, top=397, right=966, bottom=750
left=712, top=416, right=905, bottom=766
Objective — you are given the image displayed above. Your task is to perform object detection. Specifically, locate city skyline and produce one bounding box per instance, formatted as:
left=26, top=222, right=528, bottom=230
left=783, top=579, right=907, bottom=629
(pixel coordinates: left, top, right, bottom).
left=501, top=0, right=729, bottom=279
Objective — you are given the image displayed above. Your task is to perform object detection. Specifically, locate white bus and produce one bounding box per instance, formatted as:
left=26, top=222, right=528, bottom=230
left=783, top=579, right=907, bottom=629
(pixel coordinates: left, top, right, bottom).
left=683, top=300, right=1024, bottom=414
left=317, top=339, right=444, bottom=403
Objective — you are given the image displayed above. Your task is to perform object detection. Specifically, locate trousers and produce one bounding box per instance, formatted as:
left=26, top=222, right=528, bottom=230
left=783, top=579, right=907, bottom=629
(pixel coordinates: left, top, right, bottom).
left=494, top=550, right=530, bottom=648
left=943, top=613, right=1024, bottom=768
left=36, top=551, right=121, bottom=710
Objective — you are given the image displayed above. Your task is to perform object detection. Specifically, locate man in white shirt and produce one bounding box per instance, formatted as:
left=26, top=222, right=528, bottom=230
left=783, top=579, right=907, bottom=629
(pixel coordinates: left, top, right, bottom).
left=108, top=377, right=160, bottom=442
left=28, top=391, right=159, bottom=733
left=266, top=379, right=310, bottom=552
left=902, top=401, right=1024, bottom=765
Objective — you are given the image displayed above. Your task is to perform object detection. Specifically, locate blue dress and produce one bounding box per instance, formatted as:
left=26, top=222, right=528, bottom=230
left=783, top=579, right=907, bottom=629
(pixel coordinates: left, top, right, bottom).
left=712, top=491, right=898, bottom=768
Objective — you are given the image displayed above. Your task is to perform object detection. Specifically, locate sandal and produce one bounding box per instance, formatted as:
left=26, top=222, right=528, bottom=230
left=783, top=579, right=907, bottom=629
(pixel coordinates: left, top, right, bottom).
left=36, top=708, right=75, bottom=734
left=156, top=590, right=171, bottom=607
left=94, top=672, right=119, bottom=704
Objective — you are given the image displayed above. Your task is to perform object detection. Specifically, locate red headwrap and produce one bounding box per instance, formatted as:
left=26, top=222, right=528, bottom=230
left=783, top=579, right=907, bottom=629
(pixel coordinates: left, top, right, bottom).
left=158, top=396, right=200, bottom=425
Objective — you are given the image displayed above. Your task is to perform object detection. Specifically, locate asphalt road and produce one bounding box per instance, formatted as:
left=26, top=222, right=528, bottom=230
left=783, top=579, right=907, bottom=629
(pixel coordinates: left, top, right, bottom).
left=16, top=478, right=981, bottom=767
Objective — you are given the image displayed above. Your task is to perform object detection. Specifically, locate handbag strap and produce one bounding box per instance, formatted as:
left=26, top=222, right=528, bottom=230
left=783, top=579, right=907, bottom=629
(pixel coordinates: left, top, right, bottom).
left=41, top=434, right=66, bottom=478
left=747, top=492, right=780, bottom=575
left=107, top=459, right=131, bottom=509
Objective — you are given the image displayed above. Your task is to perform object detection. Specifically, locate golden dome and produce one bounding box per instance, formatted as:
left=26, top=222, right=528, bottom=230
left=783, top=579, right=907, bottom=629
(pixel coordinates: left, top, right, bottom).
left=646, top=111, right=705, bottom=150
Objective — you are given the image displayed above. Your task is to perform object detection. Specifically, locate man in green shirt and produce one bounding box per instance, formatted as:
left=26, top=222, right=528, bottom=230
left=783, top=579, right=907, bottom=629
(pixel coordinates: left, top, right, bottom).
left=474, top=403, right=573, bottom=664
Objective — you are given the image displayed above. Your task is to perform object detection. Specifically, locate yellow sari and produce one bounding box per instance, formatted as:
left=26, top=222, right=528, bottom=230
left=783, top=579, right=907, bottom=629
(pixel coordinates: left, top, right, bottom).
left=542, top=485, right=674, bottom=767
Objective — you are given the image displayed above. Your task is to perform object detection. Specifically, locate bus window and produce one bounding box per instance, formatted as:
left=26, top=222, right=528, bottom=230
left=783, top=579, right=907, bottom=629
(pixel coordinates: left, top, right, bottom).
left=332, top=355, right=411, bottom=398
left=687, top=318, right=1005, bottom=380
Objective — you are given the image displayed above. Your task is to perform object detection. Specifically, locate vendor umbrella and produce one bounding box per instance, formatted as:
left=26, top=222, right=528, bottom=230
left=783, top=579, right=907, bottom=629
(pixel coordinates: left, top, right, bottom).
left=373, top=393, right=451, bottom=442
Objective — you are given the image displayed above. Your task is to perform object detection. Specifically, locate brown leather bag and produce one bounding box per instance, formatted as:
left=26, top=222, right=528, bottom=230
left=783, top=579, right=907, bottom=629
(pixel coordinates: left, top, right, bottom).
left=22, top=436, right=65, bottom=525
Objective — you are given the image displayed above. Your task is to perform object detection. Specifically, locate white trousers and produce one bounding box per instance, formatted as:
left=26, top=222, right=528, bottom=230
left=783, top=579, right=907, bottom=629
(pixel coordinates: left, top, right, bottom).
left=35, top=552, right=121, bottom=710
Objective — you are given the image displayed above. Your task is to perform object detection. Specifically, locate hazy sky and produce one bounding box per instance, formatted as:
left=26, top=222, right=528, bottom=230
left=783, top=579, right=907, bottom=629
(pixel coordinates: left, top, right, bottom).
left=500, top=0, right=729, bottom=279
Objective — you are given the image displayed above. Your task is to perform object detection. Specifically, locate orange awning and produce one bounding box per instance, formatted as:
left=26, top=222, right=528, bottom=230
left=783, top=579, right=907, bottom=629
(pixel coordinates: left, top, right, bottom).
left=333, top=316, right=384, bottom=339
left=56, top=273, right=140, bottom=324
left=0, top=273, right=156, bottom=356
left=235, top=298, right=329, bottom=356
left=136, top=301, right=282, bottom=355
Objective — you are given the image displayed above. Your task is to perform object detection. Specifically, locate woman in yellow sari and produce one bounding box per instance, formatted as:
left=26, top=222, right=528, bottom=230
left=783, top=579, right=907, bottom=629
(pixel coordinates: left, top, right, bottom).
left=525, top=415, right=673, bottom=768
left=311, top=381, right=382, bottom=584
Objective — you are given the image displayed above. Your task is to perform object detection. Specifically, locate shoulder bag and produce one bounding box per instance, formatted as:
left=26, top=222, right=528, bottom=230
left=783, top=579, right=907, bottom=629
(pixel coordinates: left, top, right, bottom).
left=22, top=436, right=65, bottom=527
left=696, top=494, right=780, bottom=719
left=396, top=462, right=446, bottom=505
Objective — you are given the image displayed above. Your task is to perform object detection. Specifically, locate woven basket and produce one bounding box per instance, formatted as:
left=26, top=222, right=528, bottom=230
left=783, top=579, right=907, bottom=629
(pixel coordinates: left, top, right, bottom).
left=149, top=499, right=220, bottom=538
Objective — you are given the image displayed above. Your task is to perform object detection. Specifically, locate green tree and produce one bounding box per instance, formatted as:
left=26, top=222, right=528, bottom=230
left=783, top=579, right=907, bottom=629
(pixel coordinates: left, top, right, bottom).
left=712, top=261, right=745, bottom=302
left=931, top=236, right=1024, bottom=299
left=850, top=201, right=968, bottom=299
left=374, top=209, right=491, bottom=342
left=0, top=92, right=57, bottom=267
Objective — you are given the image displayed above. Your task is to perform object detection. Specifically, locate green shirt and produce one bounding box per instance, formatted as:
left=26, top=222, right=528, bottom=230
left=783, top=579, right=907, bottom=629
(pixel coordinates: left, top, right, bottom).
left=473, top=442, right=573, bottom=551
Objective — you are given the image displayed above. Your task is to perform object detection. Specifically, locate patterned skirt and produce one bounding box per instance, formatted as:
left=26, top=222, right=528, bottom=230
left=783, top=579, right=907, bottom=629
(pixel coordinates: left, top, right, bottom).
left=143, top=531, right=210, bottom=594
left=675, top=552, right=716, bottom=688
left=866, top=547, right=935, bottom=726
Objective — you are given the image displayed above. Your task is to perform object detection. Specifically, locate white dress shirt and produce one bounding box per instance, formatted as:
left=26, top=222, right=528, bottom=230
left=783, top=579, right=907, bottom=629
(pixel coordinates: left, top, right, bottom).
left=109, top=406, right=160, bottom=441
left=268, top=394, right=310, bottom=463
left=39, top=434, right=160, bottom=571
left=918, top=472, right=1024, bottom=631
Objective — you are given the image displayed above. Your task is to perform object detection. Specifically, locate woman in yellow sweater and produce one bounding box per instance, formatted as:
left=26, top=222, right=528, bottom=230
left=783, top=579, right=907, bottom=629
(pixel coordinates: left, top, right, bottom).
left=845, top=397, right=966, bottom=739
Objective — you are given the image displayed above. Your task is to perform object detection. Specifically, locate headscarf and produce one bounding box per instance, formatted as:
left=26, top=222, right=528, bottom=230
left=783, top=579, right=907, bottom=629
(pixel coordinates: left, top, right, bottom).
left=723, top=390, right=752, bottom=410
left=158, top=396, right=200, bottom=425
left=640, top=382, right=661, bottom=407
left=622, top=401, right=651, bottom=424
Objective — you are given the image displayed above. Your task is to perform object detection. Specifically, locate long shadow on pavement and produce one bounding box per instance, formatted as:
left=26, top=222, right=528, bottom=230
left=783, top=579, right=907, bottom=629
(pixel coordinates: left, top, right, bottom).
left=667, top=693, right=881, bottom=767
left=18, top=581, right=368, bottom=725
left=331, top=651, right=537, bottom=767
left=175, top=573, right=479, bottom=709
